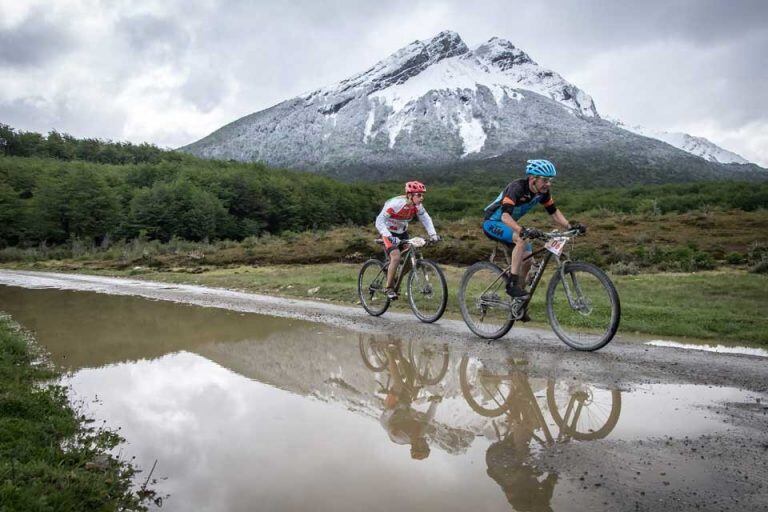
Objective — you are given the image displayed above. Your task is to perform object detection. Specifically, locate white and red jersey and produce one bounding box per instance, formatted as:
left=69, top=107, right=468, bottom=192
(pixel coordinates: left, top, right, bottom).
left=375, top=195, right=437, bottom=238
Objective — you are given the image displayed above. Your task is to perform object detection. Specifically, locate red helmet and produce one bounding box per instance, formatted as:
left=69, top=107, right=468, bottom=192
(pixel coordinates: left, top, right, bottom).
left=405, top=181, right=426, bottom=194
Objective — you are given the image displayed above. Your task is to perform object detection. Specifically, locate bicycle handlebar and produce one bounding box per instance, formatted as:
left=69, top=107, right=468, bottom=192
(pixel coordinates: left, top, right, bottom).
left=523, top=228, right=582, bottom=241
left=373, top=237, right=441, bottom=247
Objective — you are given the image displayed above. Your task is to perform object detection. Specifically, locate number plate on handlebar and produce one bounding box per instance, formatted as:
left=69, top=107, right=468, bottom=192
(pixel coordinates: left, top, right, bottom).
left=545, top=237, right=567, bottom=256
left=409, top=237, right=427, bottom=248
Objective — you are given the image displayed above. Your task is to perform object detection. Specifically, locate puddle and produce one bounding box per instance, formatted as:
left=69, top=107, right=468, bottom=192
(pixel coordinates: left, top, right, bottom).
left=1, top=285, right=764, bottom=511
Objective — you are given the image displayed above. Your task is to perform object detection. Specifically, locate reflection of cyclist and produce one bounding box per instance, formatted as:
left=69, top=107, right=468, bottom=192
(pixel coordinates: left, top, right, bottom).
left=482, top=160, right=585, bottom=307
left=483, top=368, right=558, bottom=512
left=486, top=431, right=558, bottom=512
left=379, top=344, right=441, bottom=460
left=375, top=181, right=440, bottom=300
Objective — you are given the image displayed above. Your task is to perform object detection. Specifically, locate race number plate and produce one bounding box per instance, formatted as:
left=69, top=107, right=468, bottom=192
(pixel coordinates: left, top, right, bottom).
left=409, top=236, right=427, bottom=248
left=545, top=237, right=567, bottom=256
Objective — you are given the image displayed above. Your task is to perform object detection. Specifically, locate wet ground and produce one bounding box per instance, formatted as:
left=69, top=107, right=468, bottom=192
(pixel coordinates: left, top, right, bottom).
left=0, top=270, right=766, bottom=511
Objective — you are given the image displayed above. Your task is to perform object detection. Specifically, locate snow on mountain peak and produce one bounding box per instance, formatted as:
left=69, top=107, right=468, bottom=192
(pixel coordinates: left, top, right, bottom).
left=608, top=118, right=751, bottom=164
left=308, top=31, right=596, bottom=121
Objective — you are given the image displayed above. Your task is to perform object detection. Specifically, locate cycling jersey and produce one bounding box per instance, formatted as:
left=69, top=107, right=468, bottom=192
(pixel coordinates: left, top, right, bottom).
left=483, top=178, right=558, bottom=246
left=376, top=195, right=437, bottom=239
left=484, top=178, right=558, bottom=221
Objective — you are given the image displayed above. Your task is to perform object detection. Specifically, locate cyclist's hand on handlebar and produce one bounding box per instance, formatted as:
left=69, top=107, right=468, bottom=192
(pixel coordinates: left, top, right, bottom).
left=569, top=222, right=587, bottom=234
left=388, top=236, right=400, bottom=246
left=429, top=234, right=441, bottom=243
left=520, top=227, right=544, bottom=239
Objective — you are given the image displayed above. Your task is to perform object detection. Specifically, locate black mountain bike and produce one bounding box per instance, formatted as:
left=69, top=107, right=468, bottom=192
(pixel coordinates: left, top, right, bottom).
left=458, top=229, right=620, bottom=351
left=357, top=236, right=448, bottom=323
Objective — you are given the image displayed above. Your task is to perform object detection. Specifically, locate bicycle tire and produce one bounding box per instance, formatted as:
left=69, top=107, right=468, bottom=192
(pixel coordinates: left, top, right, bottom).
left=459, top=355, right=514, bottom=417
left=546, top=262, right=620, bottom=351
left=408, top=340, right=449, bottom=385
left=546, top=380, right=622, bottom=440
left=359, top=336, right=389, bottom=372
left=357, top=259, right=390, bottom=317
left=458, top=261, right=515, bottom=340
left=407, top=259, right=448, bottom=323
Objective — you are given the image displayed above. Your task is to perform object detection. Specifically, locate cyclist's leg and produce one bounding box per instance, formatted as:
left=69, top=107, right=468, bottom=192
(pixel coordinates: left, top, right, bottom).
left=383, top=232, right=406, bottom=294
left=483, top=221, right=528, bottom=298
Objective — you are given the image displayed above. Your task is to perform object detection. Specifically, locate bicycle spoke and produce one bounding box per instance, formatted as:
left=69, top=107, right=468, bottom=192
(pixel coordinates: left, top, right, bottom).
left=546, top=263, right=620, bottom=351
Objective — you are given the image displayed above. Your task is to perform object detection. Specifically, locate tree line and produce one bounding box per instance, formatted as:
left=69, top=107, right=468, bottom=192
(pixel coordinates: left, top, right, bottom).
left=0, top=124, right=168, bottom=165
left=1, top=125, right=765, bottom=249
left=0, top=155, right=383, bottom=248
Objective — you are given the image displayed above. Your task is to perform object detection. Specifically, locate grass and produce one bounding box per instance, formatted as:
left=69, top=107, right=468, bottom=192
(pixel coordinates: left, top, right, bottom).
left=0, top=314, right=158, bottom=511
left=1, top=208, right=765, bottom=344
left=1, top=209, right=767, bottom=272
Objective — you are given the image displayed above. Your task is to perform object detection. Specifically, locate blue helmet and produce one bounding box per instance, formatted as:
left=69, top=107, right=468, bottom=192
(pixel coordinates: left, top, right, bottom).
left=525, top=159, right=557, bottom=177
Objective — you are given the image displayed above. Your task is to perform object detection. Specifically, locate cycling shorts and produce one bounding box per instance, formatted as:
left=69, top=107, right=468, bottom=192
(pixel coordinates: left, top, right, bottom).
left=482, top=220, right=532, bottom=252
left=383, top=232, right=409, bottom=254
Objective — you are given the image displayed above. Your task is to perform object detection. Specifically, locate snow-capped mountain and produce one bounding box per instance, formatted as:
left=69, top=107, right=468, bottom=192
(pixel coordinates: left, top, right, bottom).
left=182, top=31, right=759, bottom=180
left=607, top=119, right=749, bottom=164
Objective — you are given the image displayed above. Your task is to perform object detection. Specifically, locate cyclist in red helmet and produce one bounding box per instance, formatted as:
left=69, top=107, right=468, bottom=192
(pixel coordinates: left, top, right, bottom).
left=375, top=181, right=440, bottom=299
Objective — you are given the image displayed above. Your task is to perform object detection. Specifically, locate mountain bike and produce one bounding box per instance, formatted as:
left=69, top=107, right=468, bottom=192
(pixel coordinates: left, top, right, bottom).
left=458, top=228, right=620, bottom=351
left=359, top=335, right=450, bottom=385
left=459, top=354, right=622, bottom=440
left=357, top=237, right=448, bottom=323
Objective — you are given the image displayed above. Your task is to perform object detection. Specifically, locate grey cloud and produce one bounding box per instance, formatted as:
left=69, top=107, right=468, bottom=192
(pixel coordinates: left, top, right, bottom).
left=0, top=95, right=126, bottom=141
left=0, top=14, right=75, bottom=68
left=1, top=0, right=765, bottom=164
left=116, top=14, right=191, bottom=59
left=180, top=66, right=231, bottom=113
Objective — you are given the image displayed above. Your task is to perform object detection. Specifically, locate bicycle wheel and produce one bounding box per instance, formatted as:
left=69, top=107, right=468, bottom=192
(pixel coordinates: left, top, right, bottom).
left=357, top=259, right=390, bottom=317
left=546, top=380, right=621, bottom=440
left=358, top=336, right=389, bottom=372
left=459, top=355, right=514, bottom=417
left=546, top=262, right=620, bottom=351
left=406, top=259, right=448, bottom=323
left=408, top=340, right=449, bottom=385
left=458, top=261, right=514, bottom=339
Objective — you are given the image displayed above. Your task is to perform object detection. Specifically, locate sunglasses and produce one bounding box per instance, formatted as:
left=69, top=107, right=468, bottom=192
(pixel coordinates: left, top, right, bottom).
left=538, top=177, right=554, bottom=184
left=412, top=193, right=424, bottom=197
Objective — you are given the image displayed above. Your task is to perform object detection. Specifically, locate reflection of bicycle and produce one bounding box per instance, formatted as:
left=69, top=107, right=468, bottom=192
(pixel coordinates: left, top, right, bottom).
left=459, top=355, right=621, bottom=511
left=359, top=335, right=450, bottom=386
left=359, top=336, right=461, bottom=459
left=459, top=355, right=621, bottom=441
left=458, top=229, right=621, bottom=351
left=357, top=237, right=448, bottom=323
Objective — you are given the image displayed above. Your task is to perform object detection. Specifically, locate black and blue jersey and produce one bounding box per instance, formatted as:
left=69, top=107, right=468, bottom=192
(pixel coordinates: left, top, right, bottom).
left=484, top=178, right=558, bottom=221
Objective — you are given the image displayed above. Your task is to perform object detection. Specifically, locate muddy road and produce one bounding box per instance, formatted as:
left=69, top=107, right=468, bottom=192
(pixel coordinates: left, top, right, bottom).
left=0, top=269, right=766, bottom=511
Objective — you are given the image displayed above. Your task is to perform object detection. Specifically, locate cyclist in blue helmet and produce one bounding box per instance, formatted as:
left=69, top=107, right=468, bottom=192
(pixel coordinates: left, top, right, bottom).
left=482, top=160, right=586, bottom=318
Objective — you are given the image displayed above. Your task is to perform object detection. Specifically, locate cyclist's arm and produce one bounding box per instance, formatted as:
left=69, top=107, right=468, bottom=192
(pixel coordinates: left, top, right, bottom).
left=499, top=182, right=526, bottom=237
left=501, top=212, right=524, bottom=236
left=375, top=208, right=393, bottom=238
left=416, top=206, right=437, bottom=238
left=549, top=209, right=571, bottom=230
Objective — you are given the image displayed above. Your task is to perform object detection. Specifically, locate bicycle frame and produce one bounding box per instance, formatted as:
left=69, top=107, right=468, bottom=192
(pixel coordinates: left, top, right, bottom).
left=484, top=243, right=555, bottom=314
left=382, top=242, right=424, bottom=293
left=481, top=232, right=583, bottom=317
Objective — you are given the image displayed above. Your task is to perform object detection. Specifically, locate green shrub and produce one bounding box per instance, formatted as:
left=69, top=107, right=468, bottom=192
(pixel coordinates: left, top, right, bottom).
left=610, top=261, right=640, bottom=275
left=725, top=252, right=746, bottom=264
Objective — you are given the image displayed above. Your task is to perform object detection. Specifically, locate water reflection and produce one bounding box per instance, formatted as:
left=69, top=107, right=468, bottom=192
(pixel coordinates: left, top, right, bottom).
left=360, top=336, right=472, bottom=459
left=2, top=286, right=755, bottom=512
left=359, top=336, right=623, bottom=511
left=458, top=356, right=620, bottom=511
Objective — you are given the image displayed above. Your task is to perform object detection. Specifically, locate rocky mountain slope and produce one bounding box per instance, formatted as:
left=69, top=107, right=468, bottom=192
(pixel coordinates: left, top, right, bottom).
left=182, top=31, right=761, bottom=183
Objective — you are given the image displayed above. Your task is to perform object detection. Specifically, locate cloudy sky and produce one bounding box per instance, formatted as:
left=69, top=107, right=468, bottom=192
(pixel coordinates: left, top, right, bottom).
left=1, top=0, right=766, bottom=165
